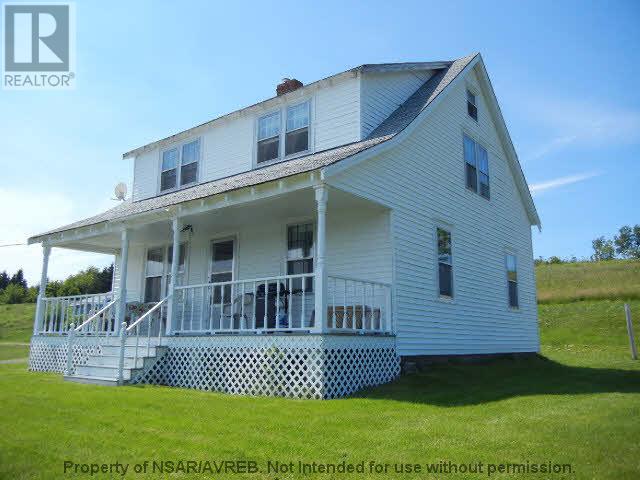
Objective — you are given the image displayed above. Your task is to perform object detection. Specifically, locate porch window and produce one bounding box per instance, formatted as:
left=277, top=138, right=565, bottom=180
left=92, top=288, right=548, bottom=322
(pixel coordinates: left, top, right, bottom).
left=287, top=223, right=314, bottom=292
left=144, top=244, right=186, bottom=303
left=506, top=254, right=518, bottom=308
left=257, top=112, right=280, bottom=164
left=463, top=134, right=490, bottom=199
left=285, top=102, right=309, bottom=156
left=160, top=140, right=200, bottom=192
left=210, top=240, right=234, bottom=304
left=437, top=227, right=453, bottom=298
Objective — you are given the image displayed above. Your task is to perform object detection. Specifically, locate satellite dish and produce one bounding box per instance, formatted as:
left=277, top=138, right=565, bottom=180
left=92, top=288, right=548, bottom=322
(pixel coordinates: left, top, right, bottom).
left=113, top=182, right=127, bottom=201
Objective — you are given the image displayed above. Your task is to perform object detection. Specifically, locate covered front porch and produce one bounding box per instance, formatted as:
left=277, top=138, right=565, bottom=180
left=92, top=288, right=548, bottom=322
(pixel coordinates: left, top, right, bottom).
left=28, top=178, right=399, bottom=397
left=33, top=182, right=394, bottom=337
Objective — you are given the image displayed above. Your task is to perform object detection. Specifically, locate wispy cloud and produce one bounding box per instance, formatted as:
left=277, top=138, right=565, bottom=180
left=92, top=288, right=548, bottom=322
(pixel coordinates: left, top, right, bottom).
left=521, top=98, right=640, bottom=161
left=529, top=171, right=603, bottom=196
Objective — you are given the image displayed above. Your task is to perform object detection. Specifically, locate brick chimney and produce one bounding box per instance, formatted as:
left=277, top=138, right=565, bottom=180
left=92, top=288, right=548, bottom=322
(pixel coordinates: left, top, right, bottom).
left=276, top=77, right=303, bottom=96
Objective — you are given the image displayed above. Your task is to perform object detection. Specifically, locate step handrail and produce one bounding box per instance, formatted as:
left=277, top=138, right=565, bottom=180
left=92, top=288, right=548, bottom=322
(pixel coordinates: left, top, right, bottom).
left=73, top=296, right=119, bottom=332
left=119, top=294, right=171, bottom=384
left=125, top=294, right=172, bottom=333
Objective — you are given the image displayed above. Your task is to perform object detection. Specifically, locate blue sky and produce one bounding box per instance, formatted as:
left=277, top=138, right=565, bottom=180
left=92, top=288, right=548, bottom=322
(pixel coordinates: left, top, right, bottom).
left=1, top=0, right=639, bottom=284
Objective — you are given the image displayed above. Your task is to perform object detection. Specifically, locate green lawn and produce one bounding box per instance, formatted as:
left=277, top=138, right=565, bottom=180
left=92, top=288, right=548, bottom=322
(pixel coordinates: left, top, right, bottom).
left=1, top=266, right=639, bottom=479
left=0, top=343, right=29, bottom=361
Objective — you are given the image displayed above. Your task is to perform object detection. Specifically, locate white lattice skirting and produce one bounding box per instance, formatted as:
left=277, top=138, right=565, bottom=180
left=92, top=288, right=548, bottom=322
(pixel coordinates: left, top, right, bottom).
left=135, top=335, right=399, bottom=399
left=29, top=335, right=399, bottom=399
left=29, top=336, right=103, bottom=374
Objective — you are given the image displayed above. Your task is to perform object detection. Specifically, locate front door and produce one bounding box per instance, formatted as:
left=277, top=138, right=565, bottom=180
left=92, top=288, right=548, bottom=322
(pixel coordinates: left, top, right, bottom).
left=209, top=239, right=235, bottom=329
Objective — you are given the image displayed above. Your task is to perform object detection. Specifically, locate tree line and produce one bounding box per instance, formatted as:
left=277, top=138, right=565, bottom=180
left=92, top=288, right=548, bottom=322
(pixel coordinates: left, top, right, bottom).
left=535, top=224, right=640, bottom=265
left=592, top=225, right=640, bottom=261
left=0, top=265, right=114, bottom=304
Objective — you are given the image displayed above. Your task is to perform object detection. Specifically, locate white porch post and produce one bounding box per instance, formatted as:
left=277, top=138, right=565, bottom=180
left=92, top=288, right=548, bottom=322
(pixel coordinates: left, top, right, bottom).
left=33, top=244, right=51, bottom=335
left=314, top=185, right=328, bottom=333
left=166, top=217, right=181, bottom=335
left=116, top=229, right=129, bottom=333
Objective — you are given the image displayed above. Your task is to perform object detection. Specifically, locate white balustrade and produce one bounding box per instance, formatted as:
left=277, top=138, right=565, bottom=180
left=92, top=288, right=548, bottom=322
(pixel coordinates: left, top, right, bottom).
left=38, top=292, right=116, bottom=336
left=327, top=276, right=392, bottom=334
left=173, top=273, right=316, bottom=334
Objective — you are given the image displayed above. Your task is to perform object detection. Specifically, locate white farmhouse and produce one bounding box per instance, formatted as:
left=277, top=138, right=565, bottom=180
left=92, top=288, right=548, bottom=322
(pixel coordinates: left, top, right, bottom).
left=28, top=53, right=540, bottom=398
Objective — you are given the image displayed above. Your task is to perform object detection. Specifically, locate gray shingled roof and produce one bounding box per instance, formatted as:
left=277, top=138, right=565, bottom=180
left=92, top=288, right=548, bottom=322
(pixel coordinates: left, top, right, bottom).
left=30, top=54, right=478, bottom=242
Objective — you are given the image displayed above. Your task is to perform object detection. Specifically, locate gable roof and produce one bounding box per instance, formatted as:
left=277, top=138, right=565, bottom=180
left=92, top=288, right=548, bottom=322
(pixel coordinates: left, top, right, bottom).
left=30, top=53, right=538, bottom=243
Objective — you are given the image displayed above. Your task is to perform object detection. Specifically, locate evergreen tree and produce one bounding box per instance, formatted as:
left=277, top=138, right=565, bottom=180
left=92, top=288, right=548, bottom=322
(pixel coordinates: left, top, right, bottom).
left=9, top=269, right=27, bottom=289
left=0, top=271, right=9, bottom=290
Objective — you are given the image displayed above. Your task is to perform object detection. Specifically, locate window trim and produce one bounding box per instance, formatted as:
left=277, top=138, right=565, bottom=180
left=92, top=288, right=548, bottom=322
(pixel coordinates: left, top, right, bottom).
left=255, top=98, right=313, bottom=168
left=505, top=251, right=519, bottom=311
left=256, top=110, right=282, bottom=165
left=462, top=132, right=490, bottom=200
left=434, top=222, right=455, bottom=301
left=284, top=220, right=315, bottom=282
left=207, top=234, right=238, bottom=286
left=466, top=88, right=478, bottom=122
left=143, top=242, right=189, bottom=303
left=158, top=137, right=202, bottom=194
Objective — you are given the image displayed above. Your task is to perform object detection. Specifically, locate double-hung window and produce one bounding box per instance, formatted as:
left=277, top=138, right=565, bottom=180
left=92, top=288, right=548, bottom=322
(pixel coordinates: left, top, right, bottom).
left=287, top=223, right=314, bottom=292
left=437, top=228, right=453, bottom=298
left=257, top=101, right=310, bottom=164
left=160, top=139, right=200, bottom=192
left=506, top=254, right=518, bottom=309
left=257, top=112, right=280, bottom=164
left=285, top=102, right=309, bottom=156
left=144, top=244, right=187, bottom=303
left=463, top=134, right=490, bottom=199
left=467, top=89, right=478, bottom=121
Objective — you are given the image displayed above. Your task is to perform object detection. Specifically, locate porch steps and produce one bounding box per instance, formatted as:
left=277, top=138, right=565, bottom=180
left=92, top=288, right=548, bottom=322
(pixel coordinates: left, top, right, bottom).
left=63, top=340, right=166, bottom=386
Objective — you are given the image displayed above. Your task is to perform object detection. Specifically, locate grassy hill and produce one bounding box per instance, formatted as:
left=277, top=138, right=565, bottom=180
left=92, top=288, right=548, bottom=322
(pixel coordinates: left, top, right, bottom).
left=537, top=259, right=640, bottom=303
left=0, top=304, right=34, bottom=360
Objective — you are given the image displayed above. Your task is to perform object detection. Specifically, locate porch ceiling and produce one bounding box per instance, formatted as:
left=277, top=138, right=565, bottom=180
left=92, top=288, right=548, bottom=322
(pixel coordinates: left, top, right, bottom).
left=44, top=186, right=388, bottom=253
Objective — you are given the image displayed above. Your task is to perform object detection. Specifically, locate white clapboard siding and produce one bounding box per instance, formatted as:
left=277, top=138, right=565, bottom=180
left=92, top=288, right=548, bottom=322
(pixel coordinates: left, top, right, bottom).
left=314, top=74, right=361, bottom=152
left=360, top=70, right=434, bottom=138
left=121, top=203, right=391, bottom=305
left=131, top=75, right=361, bottom=202
left=328, top=67, right=539, bottom=356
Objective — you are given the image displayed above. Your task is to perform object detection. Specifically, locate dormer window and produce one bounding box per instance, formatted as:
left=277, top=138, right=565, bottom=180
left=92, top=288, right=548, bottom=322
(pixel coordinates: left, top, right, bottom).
left=160, top=139, right=200, bottom=192
left=257, top=112, right=281, bottom=164
left=285, top=102, right=309, bottom=156
left=467, top=89, right=478, bottom=121
left=257, top=101, right=310, bottom=165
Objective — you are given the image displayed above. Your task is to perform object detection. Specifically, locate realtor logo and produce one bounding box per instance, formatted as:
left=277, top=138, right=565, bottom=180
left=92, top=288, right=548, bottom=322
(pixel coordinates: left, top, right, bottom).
left=3, top=2, right=76, bottom=89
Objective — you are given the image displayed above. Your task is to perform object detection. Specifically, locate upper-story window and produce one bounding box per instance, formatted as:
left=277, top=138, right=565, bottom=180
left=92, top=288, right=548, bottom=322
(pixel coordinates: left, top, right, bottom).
left=257, top=100, right=310, bottom=165
left=285, top=102, right=310, bottom=156
left=463, top=134, right=490, bottom=199
left=437, top=227, right=453, bottom=298
left=257, top=112, right=281, bottom=164
left=467, top=89, right=478, bottom=121
left=506, top=253, right=519, bottom=309
left=160, top=139, right=200, bottom=192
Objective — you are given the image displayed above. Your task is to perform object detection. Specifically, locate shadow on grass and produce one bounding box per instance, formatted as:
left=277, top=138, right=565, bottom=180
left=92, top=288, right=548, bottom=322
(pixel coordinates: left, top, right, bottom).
left=357, top=355, right=640, bottom=406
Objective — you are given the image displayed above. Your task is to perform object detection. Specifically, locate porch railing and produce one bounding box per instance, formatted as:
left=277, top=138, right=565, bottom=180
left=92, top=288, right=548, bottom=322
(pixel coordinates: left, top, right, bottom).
left=172, top=273, right=393, bottom=334
left=327, top=276, right=393, bottom=334
left=73, top=295, right=119, bottom=335
left=37, top=292, right=115, bottom=335
left=174, top=273, right=316, bottom=334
